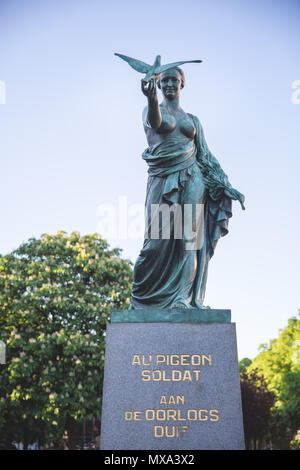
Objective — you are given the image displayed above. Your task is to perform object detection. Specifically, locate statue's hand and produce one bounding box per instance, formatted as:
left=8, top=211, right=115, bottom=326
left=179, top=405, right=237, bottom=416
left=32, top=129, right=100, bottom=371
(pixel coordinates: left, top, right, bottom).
left=141, top=78, right=157, bottom=101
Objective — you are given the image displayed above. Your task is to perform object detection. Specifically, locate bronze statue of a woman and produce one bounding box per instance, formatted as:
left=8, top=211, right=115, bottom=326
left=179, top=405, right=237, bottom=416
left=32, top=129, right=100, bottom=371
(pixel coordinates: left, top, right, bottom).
left=115, top=54, right=245, bottom=310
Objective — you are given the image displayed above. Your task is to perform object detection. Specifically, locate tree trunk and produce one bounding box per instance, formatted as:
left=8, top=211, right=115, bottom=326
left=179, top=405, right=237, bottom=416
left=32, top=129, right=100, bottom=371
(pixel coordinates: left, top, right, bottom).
left=66, top=415, right=78, bottom=450
left=23, top=421, right=29, bottom=450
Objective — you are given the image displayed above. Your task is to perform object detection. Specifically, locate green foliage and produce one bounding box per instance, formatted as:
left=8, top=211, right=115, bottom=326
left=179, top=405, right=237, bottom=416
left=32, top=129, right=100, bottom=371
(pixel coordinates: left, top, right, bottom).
left=240, top=368, right=275, bottom=447
left=248, top=314, right=300, bottom=440
left=239, top=357, right=252, bottom=372
left=290, top=439, right=300, bottom=450
left=0, top=231, right=132, bottom=448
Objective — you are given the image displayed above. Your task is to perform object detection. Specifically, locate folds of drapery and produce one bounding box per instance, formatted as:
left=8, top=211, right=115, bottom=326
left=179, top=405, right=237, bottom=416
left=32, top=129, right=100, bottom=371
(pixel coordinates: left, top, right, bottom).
left=142, top=136, right=197, bottom=205
left=142, top=114, right=245, bottom=258
left=189, top=113, right=245, bottom=258
left=130, top=114, right=245, bottom=308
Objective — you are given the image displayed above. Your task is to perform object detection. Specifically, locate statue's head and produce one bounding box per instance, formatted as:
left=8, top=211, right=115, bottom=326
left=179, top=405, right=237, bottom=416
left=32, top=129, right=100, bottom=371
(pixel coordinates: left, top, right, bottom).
left=157, top=67, right=185, bottom=100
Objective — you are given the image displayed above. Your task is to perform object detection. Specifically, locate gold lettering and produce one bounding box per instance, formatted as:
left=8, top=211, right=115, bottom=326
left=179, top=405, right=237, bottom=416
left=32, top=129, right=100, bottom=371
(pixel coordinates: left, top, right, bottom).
left=172, top=370, right=182, bottom=381
left=209, top=409, right=219, bottom=422
left=177, top=395, right=185, bottom=405
left=170, top=354, right=180, bottom=365
left=140, top=365, right=206, bottom=382
left=156, top=409, right=166, bottom=421
left=142, top=354, right=152, bottom=366
left=202, top=354, right=212, bottom=366
left=126, top=408, right=219, bottom=425
left=145, top=409, right=155, bottom=421
left=165, top=425, right=176, bottom=438
left=124, top=411, right=133, bottom=421
left=187, top=409, right=198, bottom=421
left=154, top=425, right=164, bottom=437
left=134, top=411, right=142, bottom=421
left=191, top=354, right=201, bottom=366
left=168, top=395, right=175, bottom=404
left=160, top=395, right=167, bottom=405
left=141, top=369, right=150, bottom=381
left=182, top=370, right=192, bottom=381
left=181, top=425, right=189, bottom=437
left=152, top=370, right=162, bottom=381
left=131, top=355, right=141, bottom=366
left=181, top=354, right=190, bottom=365
left=193, top=370, right=201, bottom=381
left=167, top=409, right=177, bottom=421
left=162, top=370, right=171, bottom=381
left=177, top=410, right=187, bottom=421
left=137, top=353, right=213, bottom=368
left=156, top=354, right=165, bottom=365
left=154, top=425, right=189, bottom=439
left=199, top=409, right=208, bottom=421
left=160, top=395, right=184, bottom=406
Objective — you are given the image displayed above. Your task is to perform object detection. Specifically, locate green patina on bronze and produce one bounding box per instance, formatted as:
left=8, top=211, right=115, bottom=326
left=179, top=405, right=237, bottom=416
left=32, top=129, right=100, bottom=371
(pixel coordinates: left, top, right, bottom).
left=111, top=308, right=231, bottom=324
left=115, top=54, right=245, bottom=312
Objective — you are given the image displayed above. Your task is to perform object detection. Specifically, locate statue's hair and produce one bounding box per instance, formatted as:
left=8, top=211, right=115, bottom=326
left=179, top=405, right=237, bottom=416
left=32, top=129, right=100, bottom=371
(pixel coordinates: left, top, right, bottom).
left=157, top=66, right=185, bottom=89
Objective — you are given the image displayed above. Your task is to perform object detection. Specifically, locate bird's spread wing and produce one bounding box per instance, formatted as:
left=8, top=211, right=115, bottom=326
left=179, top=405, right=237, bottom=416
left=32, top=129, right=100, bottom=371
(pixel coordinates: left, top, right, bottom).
left=114, top=53, right=151, bottom=74
left=156, top=60, right=202, bottom=74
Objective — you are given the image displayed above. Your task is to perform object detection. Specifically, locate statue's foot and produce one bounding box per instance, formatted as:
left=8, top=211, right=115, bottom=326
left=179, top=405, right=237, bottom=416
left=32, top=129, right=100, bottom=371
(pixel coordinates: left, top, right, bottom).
left=193, top=301, right=211, bottom=310
left=172, top=302, right=190, bottom=309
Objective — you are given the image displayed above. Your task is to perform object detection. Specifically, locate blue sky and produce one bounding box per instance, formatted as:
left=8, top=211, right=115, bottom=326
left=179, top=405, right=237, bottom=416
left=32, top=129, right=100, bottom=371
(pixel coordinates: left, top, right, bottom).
left=0, top=0, right=299, bottom=359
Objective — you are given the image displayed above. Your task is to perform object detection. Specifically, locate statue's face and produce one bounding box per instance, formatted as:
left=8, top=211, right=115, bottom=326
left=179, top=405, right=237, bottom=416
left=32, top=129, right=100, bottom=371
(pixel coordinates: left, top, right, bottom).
left=159, top=69, right=182, bottom=100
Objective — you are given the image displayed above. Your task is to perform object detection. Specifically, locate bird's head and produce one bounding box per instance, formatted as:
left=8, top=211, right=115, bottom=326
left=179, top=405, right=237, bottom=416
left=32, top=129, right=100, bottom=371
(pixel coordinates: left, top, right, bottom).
left=154, top=55, right=161, bottom=67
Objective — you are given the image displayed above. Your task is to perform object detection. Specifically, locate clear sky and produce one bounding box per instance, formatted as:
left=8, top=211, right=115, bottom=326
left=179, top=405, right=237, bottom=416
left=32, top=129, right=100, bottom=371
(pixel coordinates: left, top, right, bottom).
left=0, top=0, right=299, bottom=360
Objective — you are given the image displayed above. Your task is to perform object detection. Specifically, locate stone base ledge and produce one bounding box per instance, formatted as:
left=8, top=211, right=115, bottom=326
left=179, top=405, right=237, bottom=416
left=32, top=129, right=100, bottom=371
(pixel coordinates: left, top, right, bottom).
left=111, top=308, right=231, bottom=324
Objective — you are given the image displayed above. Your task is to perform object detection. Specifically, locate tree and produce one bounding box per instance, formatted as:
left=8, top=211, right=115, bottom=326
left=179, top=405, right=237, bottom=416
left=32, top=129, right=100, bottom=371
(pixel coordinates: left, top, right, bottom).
left=248, top=315, right=300, bottom=448
left=240, top=369, right=275, bottom=449
left=239, top=357, right=252, bottom=372
left=0, top=231, right=132, bottom=448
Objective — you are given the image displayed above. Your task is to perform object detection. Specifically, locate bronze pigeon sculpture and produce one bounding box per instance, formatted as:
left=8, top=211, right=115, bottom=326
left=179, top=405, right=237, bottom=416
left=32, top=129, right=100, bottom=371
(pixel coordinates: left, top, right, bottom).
left=115, top=53, right=202, bottom=82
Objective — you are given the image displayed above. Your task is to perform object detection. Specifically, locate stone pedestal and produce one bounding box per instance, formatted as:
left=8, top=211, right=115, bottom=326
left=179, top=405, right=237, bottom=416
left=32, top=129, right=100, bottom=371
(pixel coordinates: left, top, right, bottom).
left=100, top=310, right=245, bottom=450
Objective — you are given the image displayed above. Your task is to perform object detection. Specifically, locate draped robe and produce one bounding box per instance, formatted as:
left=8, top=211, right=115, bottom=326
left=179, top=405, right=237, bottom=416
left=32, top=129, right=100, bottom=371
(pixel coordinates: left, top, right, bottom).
left=130, top=114, right=244, bottom=309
